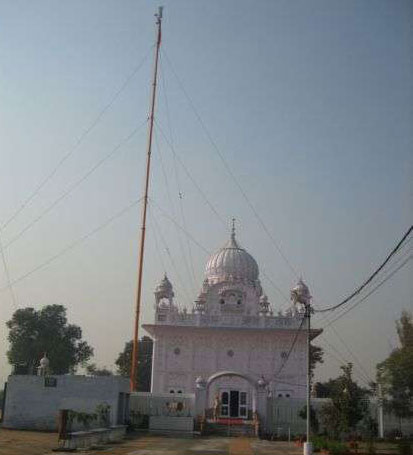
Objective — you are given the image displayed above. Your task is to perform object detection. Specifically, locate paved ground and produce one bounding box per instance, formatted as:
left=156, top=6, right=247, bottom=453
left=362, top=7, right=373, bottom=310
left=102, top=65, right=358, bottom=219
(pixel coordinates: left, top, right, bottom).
left=0, top=429, right=305, bottom=455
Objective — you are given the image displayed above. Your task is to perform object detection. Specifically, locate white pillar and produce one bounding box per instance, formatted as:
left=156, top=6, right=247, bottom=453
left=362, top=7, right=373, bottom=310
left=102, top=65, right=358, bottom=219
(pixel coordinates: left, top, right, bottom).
left=378, top=383, right=384, bottom=438
left=195, top=377, right=207, bottom=417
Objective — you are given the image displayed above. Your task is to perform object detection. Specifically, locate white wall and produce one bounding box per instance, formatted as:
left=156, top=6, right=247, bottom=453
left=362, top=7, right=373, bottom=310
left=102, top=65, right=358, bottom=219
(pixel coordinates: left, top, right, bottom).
left=151, top=327, right=307, bottom=399
left=2, top=375, right=129, bottom=431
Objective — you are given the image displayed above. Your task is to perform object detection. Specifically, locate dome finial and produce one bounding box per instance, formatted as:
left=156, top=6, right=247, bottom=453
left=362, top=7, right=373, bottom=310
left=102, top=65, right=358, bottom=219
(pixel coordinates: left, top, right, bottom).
left=231, top=217, right=236, bottom=241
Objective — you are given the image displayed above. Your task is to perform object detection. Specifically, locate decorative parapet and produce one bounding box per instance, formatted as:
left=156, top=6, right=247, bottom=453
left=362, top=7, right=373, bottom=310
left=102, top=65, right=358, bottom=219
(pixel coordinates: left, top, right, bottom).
left=154, top=311, right=304, bottom=330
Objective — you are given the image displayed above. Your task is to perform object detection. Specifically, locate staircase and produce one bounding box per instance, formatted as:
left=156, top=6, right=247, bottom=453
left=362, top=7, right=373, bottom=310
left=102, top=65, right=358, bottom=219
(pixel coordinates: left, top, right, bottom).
left=204, top=420, right=256, bottom=437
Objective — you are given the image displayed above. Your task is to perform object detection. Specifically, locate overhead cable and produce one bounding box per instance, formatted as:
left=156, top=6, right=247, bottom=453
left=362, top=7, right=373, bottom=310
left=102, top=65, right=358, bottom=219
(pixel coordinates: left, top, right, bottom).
left=162, top=49, right=299, bottom=279
left=0, top=198, right=142, bottom=293
left=159, top=53, right=198, bottom=288
left=322, top=254, right=412, bottom=329
left=154, top=120, right=227, bottom=228
left=2, top=47, right=152, bottom=231
left=149, top=198, right=211, bottom=255
left=0, top=231, right=18, bottom=309
left=3, top=119, right=148, bottom=251
left=315, top=224, right=413, bottom=313
left=274, top=316, right=306, bottom=378
left=153, top=131, right=197, bottom=294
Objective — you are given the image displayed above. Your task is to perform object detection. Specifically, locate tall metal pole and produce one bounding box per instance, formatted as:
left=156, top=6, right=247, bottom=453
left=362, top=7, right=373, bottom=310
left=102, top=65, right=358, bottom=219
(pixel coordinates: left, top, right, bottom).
left=304, top=302, right=313, bottom=455
left=130, top=6, right=163, bottom=392
left=378, top=383, right=384, bottom=438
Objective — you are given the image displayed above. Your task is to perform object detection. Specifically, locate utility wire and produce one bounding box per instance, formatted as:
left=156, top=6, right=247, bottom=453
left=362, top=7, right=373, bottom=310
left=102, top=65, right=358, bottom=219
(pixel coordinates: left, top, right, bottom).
left=321, top=344, right=372, bottom=389
left=148, top=208, right=167, bottom=275
left=162, top=49, right=299, bottom=279
left=274, top=316, right=306, bottom=379
left=310, top=299, right=374, bottom=385
left=155, top=120, right=227, bottom=228
left=153, top=131, right=197, bottom=294
left=159, top=54, right=198, bottom=290
left=323, top=254, right=412, bottom=329
left=2, top=48, right=152, bottom=231
left=0, top=230, right=18, bottom=309
left=0, top=198, right=143, bottom=293
left=149, top=205, right=193, bottom=308
left=315, top=224, right=413, bottom=313
left=261, top=269, right=291, bottom=307
left=319, top=335, right=372, bottom=386
left=3, top=119, right=148, bottom=251
left=318, top=245, right=413, bottom=327
left=150, top=199, right=211, bottom=255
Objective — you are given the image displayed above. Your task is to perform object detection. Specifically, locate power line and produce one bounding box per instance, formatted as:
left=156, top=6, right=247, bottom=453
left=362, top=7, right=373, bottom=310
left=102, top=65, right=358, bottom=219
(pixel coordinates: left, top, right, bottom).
left=148, top=208, right=167, bottom=275
left=274, top=317, right=306, bottom=378
left=153, top=131, right=197, bottom=294
left=319, top=335, right=372, bottom=386
left=321, top=345, right=372, bottom=389
left=154, top=120, right=227, bottom=228
left=315, top=224, right=413, bottom=313
left=149, top=206, right=193, bottom=308
left=315, top=244, right=413, bottom=328
left=162, top=49, right=299, bottom=279
left=149, top=199, right=211, bottom=256
left=261, top=269, right=291, bottom=307
left=318, top=245, right=413, bottom=327
left=159, top=54, right=198, bottom=290
left=0, top=198, right=142, bottom=293
left=2, top=47, right=152, bottom=231
left=2, top=119, right=148, bottom=251
left=0, top=230, right=18, bottom=309
left=322, top=254, right=412, bottom=329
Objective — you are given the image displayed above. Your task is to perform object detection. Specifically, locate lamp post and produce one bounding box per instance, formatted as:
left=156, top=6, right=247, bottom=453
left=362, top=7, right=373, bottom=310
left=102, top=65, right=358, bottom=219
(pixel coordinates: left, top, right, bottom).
left=291, top=279, right=313, bottom=455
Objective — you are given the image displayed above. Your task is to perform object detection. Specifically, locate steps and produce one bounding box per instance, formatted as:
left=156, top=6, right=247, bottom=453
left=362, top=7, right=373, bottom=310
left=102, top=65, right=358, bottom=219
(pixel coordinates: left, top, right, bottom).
left=205, top=421, right=256, bottom=437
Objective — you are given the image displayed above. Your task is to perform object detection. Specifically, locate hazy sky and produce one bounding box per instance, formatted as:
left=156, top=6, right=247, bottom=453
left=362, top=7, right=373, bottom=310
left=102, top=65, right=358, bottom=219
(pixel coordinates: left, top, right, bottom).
left=0, top=0, right=411, bottom=387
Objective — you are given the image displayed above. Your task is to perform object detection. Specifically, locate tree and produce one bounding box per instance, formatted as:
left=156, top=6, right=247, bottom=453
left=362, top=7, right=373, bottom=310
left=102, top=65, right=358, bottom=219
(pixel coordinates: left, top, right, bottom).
left=115, top=336, right=153, bottom=391
left=377, top=311, right=413, bottom=428
left=299, top=405, right=319, bottom=434
left=310, top=344, right=324, bottom=379
left=6, top=305, right=93, bottom=375
left=313, top=378, right=338, bottom=398
left=86, top=363, right=113, bottom=376
left=319, top=363, right=368, bottom=438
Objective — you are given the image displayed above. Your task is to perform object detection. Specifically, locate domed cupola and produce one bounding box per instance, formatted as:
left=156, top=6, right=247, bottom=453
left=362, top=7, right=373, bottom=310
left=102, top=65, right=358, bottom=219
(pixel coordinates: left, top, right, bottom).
left=205, top=222, right=259, bottom=284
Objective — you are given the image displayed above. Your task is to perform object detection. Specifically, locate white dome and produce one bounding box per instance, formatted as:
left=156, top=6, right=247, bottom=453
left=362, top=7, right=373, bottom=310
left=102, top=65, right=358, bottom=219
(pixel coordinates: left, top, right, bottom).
left=205, top=230, right=259, bottom=283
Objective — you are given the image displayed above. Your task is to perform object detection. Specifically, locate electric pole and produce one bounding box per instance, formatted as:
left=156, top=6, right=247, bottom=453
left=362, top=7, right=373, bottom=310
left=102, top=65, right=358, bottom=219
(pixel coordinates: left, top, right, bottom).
left=305, top=300, right=313, bottom=455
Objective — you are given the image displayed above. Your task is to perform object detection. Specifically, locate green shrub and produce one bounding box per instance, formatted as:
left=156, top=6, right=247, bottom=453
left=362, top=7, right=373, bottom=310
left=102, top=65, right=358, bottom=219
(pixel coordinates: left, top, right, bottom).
left=311, top=437, right=348, bottom=455
left=398, top=441, right=412, bottom=455
left=327, top=440, right=348, bottom=455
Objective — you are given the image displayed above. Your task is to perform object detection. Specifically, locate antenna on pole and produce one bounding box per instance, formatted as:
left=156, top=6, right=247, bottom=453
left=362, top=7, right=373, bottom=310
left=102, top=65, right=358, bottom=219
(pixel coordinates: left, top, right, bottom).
left=130, top=7, right=163, bottom=393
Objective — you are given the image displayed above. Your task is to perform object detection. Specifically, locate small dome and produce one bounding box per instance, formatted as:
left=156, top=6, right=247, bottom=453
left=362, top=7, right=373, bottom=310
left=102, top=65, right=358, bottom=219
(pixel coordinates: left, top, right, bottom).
left=155, top=274, right=174, bottom=297
left=291, top=279, right=311, bottom=303
left=205, top=227, right=259, bottom=283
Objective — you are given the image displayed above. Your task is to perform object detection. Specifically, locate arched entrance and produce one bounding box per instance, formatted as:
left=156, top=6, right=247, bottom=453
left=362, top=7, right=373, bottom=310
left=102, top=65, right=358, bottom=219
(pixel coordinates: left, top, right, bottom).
left=205, top=371, right=258, bottom=418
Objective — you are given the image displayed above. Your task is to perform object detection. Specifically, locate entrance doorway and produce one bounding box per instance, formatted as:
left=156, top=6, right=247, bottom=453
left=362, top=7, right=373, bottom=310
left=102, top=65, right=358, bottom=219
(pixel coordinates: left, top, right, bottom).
left=220, top=390, right=247, bottom=418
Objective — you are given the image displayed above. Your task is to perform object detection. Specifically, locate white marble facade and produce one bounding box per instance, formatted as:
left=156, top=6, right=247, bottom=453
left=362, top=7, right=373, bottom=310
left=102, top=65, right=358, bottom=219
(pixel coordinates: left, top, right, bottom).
left=143, top=226, right=320, bottom=418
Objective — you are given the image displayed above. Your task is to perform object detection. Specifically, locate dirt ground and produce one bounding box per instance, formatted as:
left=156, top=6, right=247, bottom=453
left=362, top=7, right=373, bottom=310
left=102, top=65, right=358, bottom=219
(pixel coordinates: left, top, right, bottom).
left=0, top=429, right=402, bottom=455
left=0, top=429, right=305, bottom=455
left=0, top=428, right=57, bottom=455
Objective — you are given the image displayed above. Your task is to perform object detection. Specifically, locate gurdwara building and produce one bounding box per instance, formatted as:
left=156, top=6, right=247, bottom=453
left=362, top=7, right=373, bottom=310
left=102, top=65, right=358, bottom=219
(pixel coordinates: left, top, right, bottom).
left=143, top=227, right=320, bottom=419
